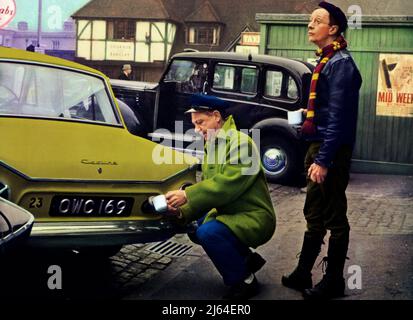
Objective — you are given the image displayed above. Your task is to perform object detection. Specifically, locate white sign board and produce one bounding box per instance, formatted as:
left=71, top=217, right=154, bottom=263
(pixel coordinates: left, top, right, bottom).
left=106, top=42, right=134, bottom=61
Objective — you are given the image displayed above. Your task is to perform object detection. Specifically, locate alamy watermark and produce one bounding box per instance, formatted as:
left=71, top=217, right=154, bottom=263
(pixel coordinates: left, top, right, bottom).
left=47, top=264, right=62, bottom=290
left=151, top=121, right=262, bottom=176
left=348, top=5, right=362, bottom=30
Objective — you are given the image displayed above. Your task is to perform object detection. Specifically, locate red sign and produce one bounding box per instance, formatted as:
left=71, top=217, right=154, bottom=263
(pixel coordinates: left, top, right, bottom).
left=0, top=0, right=16, bottom=29
left=240, top=32, right=260, bottom=46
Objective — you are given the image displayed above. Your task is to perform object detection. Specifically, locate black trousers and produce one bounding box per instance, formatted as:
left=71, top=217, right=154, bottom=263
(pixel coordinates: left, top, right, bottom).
left=303, top=142, right=352, bottom=242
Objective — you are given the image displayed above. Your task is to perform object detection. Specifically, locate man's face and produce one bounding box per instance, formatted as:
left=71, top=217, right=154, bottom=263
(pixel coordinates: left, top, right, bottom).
left=191, top=111, right=222, bottom=141
left=308, top=8, right=337, bottom=48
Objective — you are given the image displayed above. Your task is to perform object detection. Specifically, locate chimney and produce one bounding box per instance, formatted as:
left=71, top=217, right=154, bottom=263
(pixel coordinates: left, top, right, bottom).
left=18, top=21, right=28, bottom=31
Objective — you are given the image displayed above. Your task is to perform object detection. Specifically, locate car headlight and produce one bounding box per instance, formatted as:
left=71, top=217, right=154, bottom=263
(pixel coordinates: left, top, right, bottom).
left=0, top=182, right=10, bottom=200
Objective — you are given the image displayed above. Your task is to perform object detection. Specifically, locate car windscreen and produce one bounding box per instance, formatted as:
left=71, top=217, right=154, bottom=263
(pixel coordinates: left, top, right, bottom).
left=0, top=62, right=120, bottom=125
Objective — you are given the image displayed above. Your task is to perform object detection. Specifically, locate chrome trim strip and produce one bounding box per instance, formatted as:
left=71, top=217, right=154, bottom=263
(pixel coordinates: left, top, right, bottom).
left=216, top=62, right=257, bottom=69
left=148, top=132, right=200, bottom=143
left=28, top=220, right=197, bottom=247
left=215, top=96, right=289, bottom=113
left=0, top=161, right=198, bottom=184
left=0, top=184, right=9, bottom=196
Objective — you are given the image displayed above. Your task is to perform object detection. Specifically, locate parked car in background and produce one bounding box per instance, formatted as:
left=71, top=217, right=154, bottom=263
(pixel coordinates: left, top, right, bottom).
left=111, top=51, right=314, bottom=183
left=0, top=197, right=34, bottom=255
left=0, top=47, right=198, bottom=257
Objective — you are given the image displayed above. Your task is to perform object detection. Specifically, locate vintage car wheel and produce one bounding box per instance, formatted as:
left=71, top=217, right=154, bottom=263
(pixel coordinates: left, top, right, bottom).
left=260, top=137, right=299, bottom=184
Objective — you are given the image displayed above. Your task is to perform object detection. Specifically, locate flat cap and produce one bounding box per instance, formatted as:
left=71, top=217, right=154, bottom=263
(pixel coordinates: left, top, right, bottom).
left=318, top=1, right=348, bottom=34
left=185, top=94, right=229, bottom=114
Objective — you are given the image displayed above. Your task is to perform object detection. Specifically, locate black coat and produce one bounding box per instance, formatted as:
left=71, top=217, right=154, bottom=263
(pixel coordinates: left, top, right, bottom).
left=118, top=72, right=131, bottom=80
left=307, top=49, right=362, bottom=168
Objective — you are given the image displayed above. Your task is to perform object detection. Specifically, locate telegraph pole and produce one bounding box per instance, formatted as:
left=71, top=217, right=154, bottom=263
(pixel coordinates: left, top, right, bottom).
left=37, top=0, right=42, bottom=47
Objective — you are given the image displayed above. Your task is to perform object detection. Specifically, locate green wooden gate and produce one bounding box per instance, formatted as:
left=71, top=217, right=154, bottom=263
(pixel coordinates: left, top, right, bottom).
left=257, top=14, right=413, bottom=174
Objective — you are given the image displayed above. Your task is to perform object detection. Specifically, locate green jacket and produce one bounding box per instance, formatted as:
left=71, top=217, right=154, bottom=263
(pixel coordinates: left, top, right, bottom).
left=180, top=116, right=276, bottom=248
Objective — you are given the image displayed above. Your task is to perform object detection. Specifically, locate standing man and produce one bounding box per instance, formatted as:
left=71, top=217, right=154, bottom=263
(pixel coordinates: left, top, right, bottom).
left=119, top=64, right=133, bottom=80
left=281, top=2, right=362, bottom=299
left=166, top=94, right=276, bottom=300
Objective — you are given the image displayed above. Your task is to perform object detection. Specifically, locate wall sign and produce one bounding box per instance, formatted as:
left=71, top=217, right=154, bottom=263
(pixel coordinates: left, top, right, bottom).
left=106, top=41, right=134, bottom=61
left=377, top=54, right=413, bottom=117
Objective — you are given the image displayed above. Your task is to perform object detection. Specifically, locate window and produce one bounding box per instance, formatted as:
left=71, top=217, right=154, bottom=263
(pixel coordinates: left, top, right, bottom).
left=265, top=70, right=299, bottom=101
left=108, top=20, right=136, bottom=40
left=164, top=60, right=197, bottom=82
left=213, top=64, right=258, bottom=95
left=240, top=68, right=258, bottom=94
left=164, top=60, right=208, bottom=94
left=265, top=71, right=282, bottom=97
left=0, top=62, right=119, bottom=125
left=287, top=75, right=298, bottom=99
left=213, top=65, right=235, bottom=90
left=187, top=26, right=219, bottom=45
left=52, top=40, right=60, bottom=50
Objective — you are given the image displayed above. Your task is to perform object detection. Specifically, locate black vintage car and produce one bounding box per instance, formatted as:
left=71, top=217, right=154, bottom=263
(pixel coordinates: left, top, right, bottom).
left=111, top=52, right=314, bottom=183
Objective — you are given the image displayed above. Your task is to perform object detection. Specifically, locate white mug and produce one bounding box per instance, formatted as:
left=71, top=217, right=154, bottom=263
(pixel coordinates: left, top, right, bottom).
left=151, top=195, right=168, bottom=213
left=288, top=110, right=303, bottom=125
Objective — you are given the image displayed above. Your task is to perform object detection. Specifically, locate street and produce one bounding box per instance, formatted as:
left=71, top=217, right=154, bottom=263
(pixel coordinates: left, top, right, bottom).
left=1, top=173, right=412, bottom=300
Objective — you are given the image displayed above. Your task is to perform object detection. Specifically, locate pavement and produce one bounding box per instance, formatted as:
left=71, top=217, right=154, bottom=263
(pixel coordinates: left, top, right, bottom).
left=122, top=173, right=413, bottom=300
left=1, top=173, right=412, bottom=300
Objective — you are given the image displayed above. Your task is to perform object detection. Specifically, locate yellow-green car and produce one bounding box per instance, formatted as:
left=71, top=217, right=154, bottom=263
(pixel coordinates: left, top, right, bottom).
left=0, top=47, right=198, bottom=256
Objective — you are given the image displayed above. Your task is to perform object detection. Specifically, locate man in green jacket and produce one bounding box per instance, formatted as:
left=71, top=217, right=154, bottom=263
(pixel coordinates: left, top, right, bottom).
left=166, top=94, right=276, bottom=300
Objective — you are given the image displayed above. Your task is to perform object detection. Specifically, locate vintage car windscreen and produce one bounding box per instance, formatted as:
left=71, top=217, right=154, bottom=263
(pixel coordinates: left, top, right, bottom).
left=164, top=60, right=197, bottom=82
left=0, top=62, right=119, bottom=125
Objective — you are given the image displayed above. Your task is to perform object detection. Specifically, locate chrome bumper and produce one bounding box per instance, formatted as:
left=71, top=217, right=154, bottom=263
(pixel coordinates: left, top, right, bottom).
left=29, top=220, right=197, bottom=248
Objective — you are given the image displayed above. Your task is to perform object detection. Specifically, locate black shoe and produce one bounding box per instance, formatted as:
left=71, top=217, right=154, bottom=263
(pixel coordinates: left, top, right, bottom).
left=246, top=252, right=266, bottom=274
left=281, top=269, right=312, bottom=291
left=303, top=275, right=345, bottom=300
left=223, top=276, right=260, bottom=300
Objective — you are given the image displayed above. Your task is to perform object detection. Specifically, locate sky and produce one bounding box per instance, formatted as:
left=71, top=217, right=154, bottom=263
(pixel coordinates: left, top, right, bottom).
left=4, top=0, right=91, bottom=31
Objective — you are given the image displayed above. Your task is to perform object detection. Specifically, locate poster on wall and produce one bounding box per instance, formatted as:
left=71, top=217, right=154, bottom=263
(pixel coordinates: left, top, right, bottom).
left=376, top=53, right=413, bottom=117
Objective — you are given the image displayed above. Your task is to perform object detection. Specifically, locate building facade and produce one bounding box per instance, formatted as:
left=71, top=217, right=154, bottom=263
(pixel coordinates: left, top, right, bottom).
left=72, top=0, right=318, bottom=81
left=0, top=20, right=76, bottom=60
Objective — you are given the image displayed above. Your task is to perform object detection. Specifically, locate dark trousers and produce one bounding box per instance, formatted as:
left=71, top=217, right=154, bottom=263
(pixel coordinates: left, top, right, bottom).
left=190, top=218, right=250, bottom=286
left=304, top=142, right=352, bottom=242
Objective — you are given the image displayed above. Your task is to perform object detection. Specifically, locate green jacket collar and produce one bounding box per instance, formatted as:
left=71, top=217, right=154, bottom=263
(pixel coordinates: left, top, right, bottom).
left=215, top=115, right=237, bottom=140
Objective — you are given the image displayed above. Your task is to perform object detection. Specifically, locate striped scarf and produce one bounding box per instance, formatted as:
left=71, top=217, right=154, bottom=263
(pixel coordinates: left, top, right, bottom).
left=301, top=35, right=347, bottom=136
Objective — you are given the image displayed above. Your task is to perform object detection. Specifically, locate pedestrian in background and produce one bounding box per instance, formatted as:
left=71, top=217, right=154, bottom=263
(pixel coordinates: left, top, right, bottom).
left=281, top=1, right=362, bottom=299
left=119, top=64, right=133, bottom=80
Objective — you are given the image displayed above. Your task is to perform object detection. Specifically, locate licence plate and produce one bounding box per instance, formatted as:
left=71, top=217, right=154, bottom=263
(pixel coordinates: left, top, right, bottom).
left=50, top=196, right=134, bottom=217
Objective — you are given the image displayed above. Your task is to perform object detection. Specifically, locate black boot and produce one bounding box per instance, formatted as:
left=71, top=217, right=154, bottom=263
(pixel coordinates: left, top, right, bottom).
left=246, top=251, right=266, bottom=274
left=303, top=236, right=349, bottom=299
left=281, top=232, right=325, bottom=291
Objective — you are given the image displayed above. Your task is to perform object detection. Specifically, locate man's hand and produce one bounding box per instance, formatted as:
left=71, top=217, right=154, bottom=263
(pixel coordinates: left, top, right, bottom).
left=165, top=190, right=187, bottom=211
left=308, top=163, right=328, bottom=184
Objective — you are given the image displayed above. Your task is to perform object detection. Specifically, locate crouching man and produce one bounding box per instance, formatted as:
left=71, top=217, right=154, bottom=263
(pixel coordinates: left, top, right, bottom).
left=166, top=94, right=276, bottom=300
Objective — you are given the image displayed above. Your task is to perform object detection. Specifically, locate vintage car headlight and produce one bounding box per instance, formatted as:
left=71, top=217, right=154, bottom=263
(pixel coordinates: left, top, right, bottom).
left=0, top=182, right=10, bottom=200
